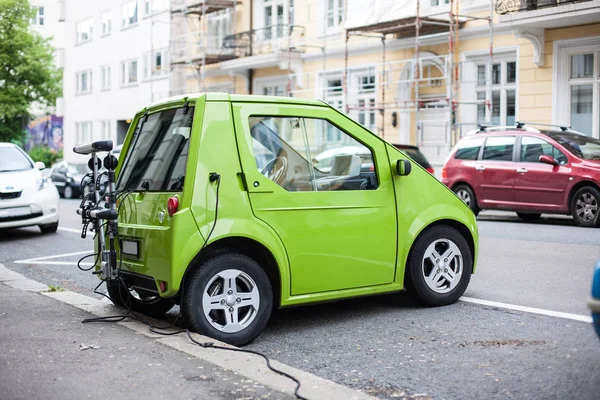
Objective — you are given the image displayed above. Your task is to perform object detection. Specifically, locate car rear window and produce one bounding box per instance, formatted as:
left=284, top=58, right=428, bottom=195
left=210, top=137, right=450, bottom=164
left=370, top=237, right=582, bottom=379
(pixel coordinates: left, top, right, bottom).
left=401, top=148, right=431, bottom=168
left=0, top=146, right=33, bottom=172
left=117, top=106, right=194, bottom=192
left=454, top=137, right=484, bottom=160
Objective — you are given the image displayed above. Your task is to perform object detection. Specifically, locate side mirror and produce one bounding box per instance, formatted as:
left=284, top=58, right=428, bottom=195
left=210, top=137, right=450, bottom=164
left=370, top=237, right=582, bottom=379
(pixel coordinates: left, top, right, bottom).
left=396, top=159, right=412, bottom=176
left=539, top=155, right=558, bottom=166
left=35, top=161, right=46, bottom=170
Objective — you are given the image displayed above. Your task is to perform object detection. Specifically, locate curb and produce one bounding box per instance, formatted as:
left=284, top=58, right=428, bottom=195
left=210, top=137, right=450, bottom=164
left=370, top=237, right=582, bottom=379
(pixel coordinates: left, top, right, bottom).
left=0, top=263, right=376, bottom=400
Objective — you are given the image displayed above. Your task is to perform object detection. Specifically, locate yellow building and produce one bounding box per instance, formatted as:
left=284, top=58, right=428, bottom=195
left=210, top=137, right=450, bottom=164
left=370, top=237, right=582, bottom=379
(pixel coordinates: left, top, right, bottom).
left=169, top=0, right=600, bottom=168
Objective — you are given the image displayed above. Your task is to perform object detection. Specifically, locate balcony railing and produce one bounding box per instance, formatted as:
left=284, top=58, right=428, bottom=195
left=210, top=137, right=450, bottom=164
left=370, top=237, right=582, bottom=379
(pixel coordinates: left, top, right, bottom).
left=496, top=0, right=593, bottom=15
left=171, top=32, right=237, bottom=65
left=223, top=25, right=305, bottom=57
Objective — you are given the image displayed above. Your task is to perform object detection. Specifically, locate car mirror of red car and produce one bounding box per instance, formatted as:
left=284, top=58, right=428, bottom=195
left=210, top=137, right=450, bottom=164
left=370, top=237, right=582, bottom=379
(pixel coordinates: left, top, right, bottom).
left=539, top=155, right=559, bottom=166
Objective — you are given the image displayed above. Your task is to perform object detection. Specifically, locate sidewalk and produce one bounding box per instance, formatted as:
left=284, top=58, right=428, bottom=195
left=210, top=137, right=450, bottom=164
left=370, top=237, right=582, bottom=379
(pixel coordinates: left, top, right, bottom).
left=0, top=264, right=376, bottom=400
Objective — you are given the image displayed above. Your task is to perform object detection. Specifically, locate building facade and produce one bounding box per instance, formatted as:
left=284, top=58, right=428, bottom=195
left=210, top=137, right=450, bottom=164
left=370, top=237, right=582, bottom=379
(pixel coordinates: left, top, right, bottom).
left=171, top=0, right=600, bottom=168
left=62, top=0, right=171, bottom=162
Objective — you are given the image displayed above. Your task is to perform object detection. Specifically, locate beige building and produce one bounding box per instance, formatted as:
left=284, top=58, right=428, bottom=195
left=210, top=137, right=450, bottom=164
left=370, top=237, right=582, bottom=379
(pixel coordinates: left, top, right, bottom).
left=169, top=0, right=600, bottom=168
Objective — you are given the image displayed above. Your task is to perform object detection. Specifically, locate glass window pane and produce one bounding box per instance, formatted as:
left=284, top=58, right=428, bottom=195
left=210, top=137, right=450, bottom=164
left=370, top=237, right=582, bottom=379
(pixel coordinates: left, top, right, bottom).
left=482, top=136, right=515, bottom=161
left=507, top=61, right=516, bottom=84
left=492, top=91, right=500, bottom=125
left=507, top=90, right=516, bottom=126
left=454, top=137, right=484, bottom=160
left=492, top=63, right=500, bottom=84
left=570, top=85, right=593, bottom=135
left=520, top=136, right=553, bottom=162
left=570, top=54, right=594, bottom=79
left=477, top=65, right=485, bottom=86
left=476, top=91, right=485, bottom=123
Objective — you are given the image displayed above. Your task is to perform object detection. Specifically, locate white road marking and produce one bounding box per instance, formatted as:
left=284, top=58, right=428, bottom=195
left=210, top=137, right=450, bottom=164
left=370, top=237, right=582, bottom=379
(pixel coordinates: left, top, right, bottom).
left=14, top=250, right=91, bottom=263
left=460, top=296, right=593, bottom=323
left=13, top=261, right=94, bottom=266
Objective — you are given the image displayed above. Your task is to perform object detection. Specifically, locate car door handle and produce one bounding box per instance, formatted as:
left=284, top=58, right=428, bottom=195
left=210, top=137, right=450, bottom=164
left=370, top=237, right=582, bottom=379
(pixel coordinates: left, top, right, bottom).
left=475, top=166, right=485, bottom=171
left=517, top=168, right=527, bottom=173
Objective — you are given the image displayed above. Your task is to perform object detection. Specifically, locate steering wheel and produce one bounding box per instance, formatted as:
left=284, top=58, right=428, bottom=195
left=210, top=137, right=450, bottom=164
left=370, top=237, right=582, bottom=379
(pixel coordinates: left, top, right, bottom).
left=260, top=157, right=288, bottom=186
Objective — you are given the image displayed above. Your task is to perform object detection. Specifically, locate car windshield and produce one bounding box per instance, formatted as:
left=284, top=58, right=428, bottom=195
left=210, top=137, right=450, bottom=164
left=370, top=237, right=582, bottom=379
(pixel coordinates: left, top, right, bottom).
left=68, top=164, right=89, bottom=175
left=546, top=132, right=600, bottom=161
left=0, top=146, right=33, bottom=172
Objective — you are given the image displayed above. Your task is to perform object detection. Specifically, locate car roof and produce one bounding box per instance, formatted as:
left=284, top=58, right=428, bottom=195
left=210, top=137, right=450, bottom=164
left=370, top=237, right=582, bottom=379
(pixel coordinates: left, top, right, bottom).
left=147, top=92, right=327, bottom=109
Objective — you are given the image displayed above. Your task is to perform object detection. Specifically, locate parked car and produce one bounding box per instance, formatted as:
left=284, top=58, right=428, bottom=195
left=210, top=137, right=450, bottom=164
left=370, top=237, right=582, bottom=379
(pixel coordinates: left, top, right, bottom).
left=441, top=123, right=600, bottom=227
left=589, top=260, right=600, bottom=339
left=0, top=143, right=59, bottom=233
left=50, top=160, right=89, bottom=199
left=93, top=93, right=478, bottom=346
left=313, top=144, right=434, bottom=174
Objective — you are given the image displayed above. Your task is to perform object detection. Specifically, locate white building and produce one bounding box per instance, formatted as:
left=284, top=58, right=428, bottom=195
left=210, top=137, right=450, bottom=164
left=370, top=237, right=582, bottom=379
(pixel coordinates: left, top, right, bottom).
left=29, top=0, right=65, bottom=117
left=63, top=0, right=171, bottom=162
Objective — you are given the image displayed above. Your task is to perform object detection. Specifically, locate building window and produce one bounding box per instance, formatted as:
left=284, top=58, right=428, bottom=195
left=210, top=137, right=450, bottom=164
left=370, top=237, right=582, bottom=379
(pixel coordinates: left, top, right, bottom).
left=143, top=50, right=168, bottom=79
left=262, top=0, right=293, bottom=40
left=76, top=122, right=93, bottom=145
left=326, top=0, right=344, bottom=28
left=144, top=0, right=168, bottom=16
left=355, top=68, right=377, bottom=132
left=569, top=52, right=598, bottom=136
left=122, top=1, right=139, bottom=28
left=30, top=6, right=44, bottom=25
left=475, top=59, right=517, bottom=126
left=101, top=121, right=111, bottom=140
left=121, top=59, right=138, bottom=86
left=76, top=70, right=92, bottom=94
left=101, top=65, right=111, bottom=90
left=102, top=11, right=112, bottom=35
left=207, top=10, right=232, bottom=52
left=431, top=0, right=449, bottom=5
left=76, top=18, right=93, bottom=44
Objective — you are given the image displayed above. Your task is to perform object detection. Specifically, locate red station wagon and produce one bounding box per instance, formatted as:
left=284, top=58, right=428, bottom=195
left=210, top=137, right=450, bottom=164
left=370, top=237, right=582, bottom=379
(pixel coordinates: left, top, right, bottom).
left=441, top=124, right=600, bottom=227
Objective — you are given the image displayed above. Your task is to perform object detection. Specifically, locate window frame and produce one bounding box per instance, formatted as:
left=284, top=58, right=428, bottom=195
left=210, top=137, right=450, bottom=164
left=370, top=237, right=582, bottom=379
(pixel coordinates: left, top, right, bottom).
left=76, top=70, right=93, bottom=94
left=121, top=0, right=139, bottom=29
left=480, top=135, right=517, bottom=162
left=120, top=59, right=139, bottom=86
left=101, top=10, right=112, bottom=36
left=516, top=135, right=569, bottom=165
left=75, top=122, right=93, bottom=145
left=76, top=17, right=94, bottom=44
left=475, top=59, right=517, bottom=127
left=100, top=65, right=111, bottom=90
left=30, top=6, right=44, bottom=25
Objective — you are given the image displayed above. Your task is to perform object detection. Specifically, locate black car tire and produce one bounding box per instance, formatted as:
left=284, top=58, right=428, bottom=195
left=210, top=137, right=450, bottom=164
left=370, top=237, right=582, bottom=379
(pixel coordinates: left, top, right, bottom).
left=63, top=185, right=74, bottom=199
left=106, top=279, right=175, bottom=318
left=182, top=253, right=273, bottom=347
left=453, top=184, right=479, bottom=216
left=404, top=225, right=472, bottom=307
left=517, top=212, right=541, bottom=221
left=570, top=186, right=600, bottom=228
left=39, top=222, right=58, bottom=234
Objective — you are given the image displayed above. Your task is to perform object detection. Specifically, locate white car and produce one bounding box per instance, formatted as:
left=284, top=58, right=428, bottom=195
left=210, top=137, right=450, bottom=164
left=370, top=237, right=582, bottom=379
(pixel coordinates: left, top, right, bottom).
left=0, top=143, right=60, bottom=233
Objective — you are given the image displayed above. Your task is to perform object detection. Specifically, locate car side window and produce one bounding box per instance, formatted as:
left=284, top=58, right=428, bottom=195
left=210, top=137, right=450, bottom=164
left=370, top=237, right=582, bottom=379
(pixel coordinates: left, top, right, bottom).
left=520, top=136, right=568, bottom=165
left=248, top=116, right=378, bottom=192
left=482, top=136, right=515, bottom=161
left=454, top=137, right=485, bottom=160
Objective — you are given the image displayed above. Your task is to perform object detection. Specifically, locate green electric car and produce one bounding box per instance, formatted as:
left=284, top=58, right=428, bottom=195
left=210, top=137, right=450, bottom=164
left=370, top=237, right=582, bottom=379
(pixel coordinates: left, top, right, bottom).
left=105, top=93, right=479, bottom=346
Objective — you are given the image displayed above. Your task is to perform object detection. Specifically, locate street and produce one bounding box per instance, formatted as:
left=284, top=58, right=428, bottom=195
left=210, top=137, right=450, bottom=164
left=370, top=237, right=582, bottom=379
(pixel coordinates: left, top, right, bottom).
left=1, top=199, right=600, bottom=399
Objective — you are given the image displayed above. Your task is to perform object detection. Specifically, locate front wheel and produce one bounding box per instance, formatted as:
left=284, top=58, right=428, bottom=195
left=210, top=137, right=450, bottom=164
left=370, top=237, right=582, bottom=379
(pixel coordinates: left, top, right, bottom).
left=39, top=222, right=58, bottom=234
left=63, top=185, right=74, bottom=199
left=404, top=225, right=472, bottom=307
left=182, top=253, right=273, bottom=347
left=106, top=279, right=175, bottom=318
left=453, top=184, right=479, bottom=216
left=570, top=186, right=600, bottom=228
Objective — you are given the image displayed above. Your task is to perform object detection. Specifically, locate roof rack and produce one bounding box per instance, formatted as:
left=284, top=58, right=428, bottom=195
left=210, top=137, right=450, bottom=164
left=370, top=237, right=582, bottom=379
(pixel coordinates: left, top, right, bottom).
left=515, top=121, right=570, bottom=132
left=471, top=124, right=540, bottom=134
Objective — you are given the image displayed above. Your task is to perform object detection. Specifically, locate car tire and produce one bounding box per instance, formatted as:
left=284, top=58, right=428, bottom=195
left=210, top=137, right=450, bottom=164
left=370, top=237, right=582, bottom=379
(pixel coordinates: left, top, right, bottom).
left=63, top=185, right=73, bottom=199
left=453, top=184, right=479, bottom=217
left=404, top=225, right=472, bottom=307
left=570, top=186, right=600, bottom=228
left=39, top=222, right=58, bottom=234
left=182, top=253, right=273, bottom=347
left=517, top=212, right=541, bottom=221
left=106, top=279, right=175, bottom=318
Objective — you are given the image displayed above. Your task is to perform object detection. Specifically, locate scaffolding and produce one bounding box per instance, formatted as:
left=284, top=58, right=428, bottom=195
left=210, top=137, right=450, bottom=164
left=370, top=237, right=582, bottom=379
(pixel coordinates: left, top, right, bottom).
left=169, top=0, right=238, bottom=95
left=341, top=0, right=496, bottom=148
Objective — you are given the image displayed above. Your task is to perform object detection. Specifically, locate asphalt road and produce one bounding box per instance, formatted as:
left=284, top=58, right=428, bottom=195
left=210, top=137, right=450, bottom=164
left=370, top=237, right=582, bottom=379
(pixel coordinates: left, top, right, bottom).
left=1, top=199, right=599, bottom=399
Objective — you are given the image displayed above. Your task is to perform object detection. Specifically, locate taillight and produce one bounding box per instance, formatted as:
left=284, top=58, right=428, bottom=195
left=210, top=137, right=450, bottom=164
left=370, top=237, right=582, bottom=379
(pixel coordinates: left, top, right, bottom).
left=426, top=167, right=434, bottom=174
left=167, top=196, right=179, bottom=217
left=441, top=167, right=447, bottom=178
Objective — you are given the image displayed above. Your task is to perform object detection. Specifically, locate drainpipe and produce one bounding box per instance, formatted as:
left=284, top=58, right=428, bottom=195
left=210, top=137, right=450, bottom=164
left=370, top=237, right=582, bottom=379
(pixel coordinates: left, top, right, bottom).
left=247, top=0, right=254, bottom=94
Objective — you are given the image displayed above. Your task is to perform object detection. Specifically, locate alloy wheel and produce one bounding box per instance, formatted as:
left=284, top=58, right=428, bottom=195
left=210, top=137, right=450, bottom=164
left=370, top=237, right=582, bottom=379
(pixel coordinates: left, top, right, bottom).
left=421, top=239, right=463, bottom=294
left=456, top=189, right=471, bottom=207
left=576, top=192, right=598, bottom=223
left=202, top=269, right=260, bottom=334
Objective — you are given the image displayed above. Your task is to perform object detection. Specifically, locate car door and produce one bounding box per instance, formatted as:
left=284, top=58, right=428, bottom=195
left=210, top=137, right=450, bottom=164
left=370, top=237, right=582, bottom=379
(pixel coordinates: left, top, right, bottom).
left=232, top=102, right=398, bottom=296
left=514, top=136, right=571, bottom=209
left=472, top=135, right=517, bottom=207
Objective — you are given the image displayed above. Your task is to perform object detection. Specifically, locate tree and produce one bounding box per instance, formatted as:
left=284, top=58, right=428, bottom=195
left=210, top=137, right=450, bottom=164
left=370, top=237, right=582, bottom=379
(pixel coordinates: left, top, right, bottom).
left=0, top=0, right=62, bottom=143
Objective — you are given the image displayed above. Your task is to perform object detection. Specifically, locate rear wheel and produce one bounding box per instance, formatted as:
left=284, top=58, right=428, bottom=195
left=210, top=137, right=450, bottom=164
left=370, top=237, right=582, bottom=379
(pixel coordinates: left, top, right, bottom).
left=39, top=222, right=58, bottom=234
left=453, top=184, right=479, bottom=216
left=106, top=279, right=175, bottom=318
left=517, top=212, right=541, bottom=221
left=404, top=225, right=472, bottom=307
left=182, top=253, right=273, bottom=347
left=63, top=185, right=73, bottom=199
left=570, top=186, right=600, bottom=228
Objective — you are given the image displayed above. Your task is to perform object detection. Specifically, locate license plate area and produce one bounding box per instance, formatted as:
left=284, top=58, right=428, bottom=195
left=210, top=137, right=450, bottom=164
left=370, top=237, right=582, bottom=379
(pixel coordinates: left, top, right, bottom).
left=120, top=239, right=140, bottom=259
left=0, top=206, right=31, bottom=219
